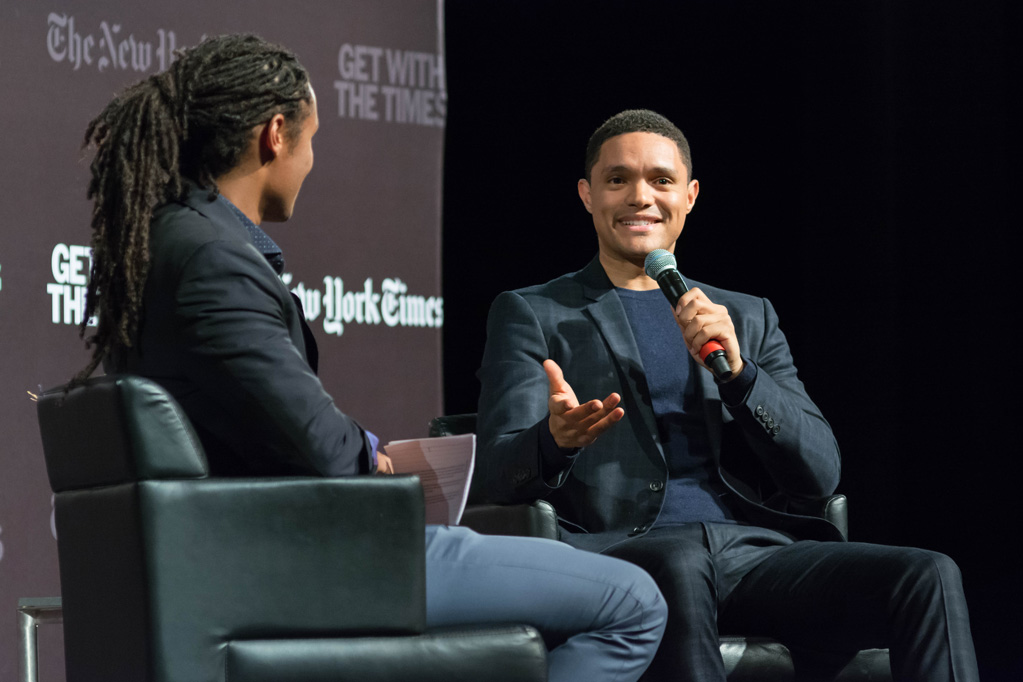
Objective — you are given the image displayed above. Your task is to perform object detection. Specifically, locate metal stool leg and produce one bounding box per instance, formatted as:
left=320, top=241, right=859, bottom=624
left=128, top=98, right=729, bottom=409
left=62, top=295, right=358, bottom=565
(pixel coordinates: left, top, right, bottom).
left=17, top=597, right=63, bottom=682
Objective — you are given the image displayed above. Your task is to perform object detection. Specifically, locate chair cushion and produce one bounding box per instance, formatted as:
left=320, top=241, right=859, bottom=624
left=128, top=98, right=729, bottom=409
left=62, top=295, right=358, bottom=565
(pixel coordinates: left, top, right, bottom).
left=225, top=626, right=548, bottom=682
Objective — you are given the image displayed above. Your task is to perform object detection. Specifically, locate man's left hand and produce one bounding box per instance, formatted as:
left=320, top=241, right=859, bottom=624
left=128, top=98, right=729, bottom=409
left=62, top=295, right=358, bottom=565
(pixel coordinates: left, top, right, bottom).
left=375, top=452, right=394, bottom=474
left=674, top=287, right=745, bottom=379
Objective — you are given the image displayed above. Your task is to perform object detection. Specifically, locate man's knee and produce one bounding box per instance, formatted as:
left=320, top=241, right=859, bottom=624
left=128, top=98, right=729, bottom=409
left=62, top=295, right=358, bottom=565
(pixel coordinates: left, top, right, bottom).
left=602, top=555, right=670, bottom=631
left=910, top=549, right=962, bottom=585
left=895, top=548, right=966, bottom=608
left=632, top=569, right=670, bottom=634
left=638, top=567, right=670, bottom=622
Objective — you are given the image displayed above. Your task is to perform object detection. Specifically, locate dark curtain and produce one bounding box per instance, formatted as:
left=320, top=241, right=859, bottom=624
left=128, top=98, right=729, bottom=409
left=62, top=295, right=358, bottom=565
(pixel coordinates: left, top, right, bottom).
left=442, top=1, right=1019, bottom=678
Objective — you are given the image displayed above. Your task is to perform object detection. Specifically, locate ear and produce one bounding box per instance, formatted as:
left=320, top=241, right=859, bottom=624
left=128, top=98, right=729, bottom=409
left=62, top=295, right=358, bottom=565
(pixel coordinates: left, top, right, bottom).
left=261, top=113, right=289, bottom=162
left=686, top=178, right=700, bottom=213
left=577, top=178, right=593, bottom=214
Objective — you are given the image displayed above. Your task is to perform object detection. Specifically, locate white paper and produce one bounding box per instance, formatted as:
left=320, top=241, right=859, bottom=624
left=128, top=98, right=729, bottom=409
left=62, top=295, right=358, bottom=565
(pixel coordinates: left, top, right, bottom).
left=383, top=434, right=475, bottom=525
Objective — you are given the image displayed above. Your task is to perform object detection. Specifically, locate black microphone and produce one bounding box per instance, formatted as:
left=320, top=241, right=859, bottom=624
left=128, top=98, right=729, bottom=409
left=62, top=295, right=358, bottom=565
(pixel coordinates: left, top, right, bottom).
left=644, top=249, right=733, bottom=380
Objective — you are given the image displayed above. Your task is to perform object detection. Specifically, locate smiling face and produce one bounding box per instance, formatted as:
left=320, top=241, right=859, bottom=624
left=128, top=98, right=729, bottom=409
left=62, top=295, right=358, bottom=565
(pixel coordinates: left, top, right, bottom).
left=578, top=131, right=699, bottom=285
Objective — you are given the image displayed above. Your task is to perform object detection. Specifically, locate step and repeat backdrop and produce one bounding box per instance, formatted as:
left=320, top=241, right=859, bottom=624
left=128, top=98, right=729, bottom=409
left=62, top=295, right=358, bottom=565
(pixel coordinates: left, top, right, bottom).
left=0, top=2, right=446, bottom=677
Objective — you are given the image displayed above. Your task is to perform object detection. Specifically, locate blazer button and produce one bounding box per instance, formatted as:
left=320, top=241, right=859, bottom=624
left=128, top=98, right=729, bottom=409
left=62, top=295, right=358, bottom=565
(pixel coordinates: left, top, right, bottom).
left=649, top=481, right=664, bottom=492
left=755, top=405, right=764, bottom=416
left=767, top=418, right=775, bottom=429
left=772, top=425, right=781, bottom=435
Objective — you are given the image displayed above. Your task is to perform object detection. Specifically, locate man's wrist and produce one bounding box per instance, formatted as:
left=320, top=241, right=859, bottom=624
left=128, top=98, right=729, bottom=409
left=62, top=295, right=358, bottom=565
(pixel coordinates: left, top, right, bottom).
left=366, top=430, right=380, bottom=473
left=717, top=357, right=757, bottom=406
left=539, top=416, right=579, bottom=471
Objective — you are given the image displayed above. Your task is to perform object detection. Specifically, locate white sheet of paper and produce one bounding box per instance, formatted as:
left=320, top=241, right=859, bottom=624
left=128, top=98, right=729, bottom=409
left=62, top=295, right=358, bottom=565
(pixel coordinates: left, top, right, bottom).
left=383, top=434, right=475, bottom=525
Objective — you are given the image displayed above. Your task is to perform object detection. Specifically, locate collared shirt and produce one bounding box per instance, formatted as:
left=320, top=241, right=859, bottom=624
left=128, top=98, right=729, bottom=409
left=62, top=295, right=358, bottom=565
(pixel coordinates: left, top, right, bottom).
left=218, top=195, right=286, bottom=274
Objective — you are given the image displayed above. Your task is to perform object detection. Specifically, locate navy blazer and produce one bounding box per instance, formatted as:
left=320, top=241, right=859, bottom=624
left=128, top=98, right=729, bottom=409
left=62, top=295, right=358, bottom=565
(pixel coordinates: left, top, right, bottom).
left=477, top=257, right=844, bottom=552
left=108, top=185, right=373, bottom=477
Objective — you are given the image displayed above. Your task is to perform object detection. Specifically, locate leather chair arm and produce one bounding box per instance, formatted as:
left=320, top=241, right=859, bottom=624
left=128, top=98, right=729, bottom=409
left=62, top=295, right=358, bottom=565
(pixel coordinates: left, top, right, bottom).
left=788, top=494, right=849, bottom=540
left=429, top=414, right=477, bottom=437
left=141, top=476, right=426, bottom=634
left=460, top=500, right=559, bottom=540
left=55, top=475, right=426, bottom=681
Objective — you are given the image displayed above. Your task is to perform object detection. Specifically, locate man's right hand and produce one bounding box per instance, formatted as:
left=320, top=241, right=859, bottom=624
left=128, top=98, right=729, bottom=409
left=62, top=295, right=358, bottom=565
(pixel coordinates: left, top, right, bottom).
left=544, top=359, right=624, bottom=449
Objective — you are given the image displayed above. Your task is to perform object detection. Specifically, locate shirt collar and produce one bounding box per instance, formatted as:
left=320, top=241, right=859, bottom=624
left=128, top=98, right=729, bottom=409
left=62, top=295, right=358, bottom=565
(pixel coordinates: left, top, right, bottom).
left=217, top=195, right=285, bottom=275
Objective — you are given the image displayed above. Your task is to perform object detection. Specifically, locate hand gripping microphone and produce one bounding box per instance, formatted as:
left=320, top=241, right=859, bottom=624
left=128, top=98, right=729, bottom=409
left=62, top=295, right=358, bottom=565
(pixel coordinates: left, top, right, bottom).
left=644, top=249, right=733, bottom=381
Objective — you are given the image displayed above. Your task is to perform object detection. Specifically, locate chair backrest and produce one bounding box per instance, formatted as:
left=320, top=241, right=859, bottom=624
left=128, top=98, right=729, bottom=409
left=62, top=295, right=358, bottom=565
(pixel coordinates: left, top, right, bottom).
left=429, top=413, right=493, bottom=505
left=37, top=375, right=208, bottom=492
left=431, top=412, right=850, bottom=540
left=428, top=413, right=477, bottom=437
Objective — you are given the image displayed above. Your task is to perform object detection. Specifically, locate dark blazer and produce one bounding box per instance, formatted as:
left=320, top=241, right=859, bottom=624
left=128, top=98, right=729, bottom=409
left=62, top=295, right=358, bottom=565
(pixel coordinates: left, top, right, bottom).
left=108, top=185, right=373, bottom=477
left=477, top=257, right=844, bottom=552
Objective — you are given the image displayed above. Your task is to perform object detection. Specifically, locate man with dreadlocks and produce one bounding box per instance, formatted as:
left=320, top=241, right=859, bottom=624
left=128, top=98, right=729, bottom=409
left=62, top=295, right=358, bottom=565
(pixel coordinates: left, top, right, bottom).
left=75, top=34, right=666, bottom=682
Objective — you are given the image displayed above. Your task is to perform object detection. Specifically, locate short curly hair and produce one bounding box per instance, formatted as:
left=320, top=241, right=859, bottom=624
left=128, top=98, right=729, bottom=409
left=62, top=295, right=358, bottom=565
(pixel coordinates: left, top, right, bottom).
left=583, top=109, right=693, bottom=182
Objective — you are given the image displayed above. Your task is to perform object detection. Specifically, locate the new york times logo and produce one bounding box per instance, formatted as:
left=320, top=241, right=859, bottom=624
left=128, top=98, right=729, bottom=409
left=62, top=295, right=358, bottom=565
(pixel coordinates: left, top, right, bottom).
left=333, top=43, right=446, bottom=127
left=47, top=243, right=96, bottom=326
left=287, top=275, right=443, bottom=336
left=44, top=244, right=441, bottom=334
left=46, top=13, right=179, bottom=73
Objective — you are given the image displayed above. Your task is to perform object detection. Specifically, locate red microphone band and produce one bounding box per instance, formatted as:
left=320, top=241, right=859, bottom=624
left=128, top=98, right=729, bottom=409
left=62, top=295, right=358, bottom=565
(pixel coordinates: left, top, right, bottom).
left=698, top=340, right=725, bottom=363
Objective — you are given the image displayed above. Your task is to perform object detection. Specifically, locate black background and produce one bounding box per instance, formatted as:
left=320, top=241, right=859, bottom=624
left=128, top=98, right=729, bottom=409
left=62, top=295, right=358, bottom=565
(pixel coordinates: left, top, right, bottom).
left=442, top=1, right=1019, bottom=678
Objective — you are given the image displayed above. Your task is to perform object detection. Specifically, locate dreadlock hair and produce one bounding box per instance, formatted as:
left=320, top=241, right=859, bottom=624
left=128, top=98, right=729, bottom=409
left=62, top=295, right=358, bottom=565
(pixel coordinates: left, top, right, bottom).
left=583, top=109, right=693, bottom=183
left=73, top=33, right=312, bottom=387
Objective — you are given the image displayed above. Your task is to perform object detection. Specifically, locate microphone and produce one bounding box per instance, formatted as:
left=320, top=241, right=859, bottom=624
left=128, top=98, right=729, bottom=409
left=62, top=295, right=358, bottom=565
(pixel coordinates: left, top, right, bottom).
left=644, top=249, right=733, bottom=380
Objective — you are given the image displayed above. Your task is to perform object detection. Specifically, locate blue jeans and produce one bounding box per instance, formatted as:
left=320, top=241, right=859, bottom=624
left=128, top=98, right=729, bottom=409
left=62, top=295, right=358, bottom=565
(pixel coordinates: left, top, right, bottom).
left=425, top=525, right=668, bottom=682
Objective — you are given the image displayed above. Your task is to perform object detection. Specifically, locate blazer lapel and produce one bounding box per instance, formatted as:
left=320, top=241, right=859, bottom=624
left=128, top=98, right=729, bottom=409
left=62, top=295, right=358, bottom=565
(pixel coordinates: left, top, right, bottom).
left=695, top=362, right=725, bottom=462
left=575, top=259, right=664, bottom=465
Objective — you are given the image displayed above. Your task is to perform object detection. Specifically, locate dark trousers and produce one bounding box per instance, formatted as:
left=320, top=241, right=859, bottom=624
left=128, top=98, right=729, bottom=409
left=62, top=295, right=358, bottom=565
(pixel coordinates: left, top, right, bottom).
left=604, top=523, right=978, bottom=682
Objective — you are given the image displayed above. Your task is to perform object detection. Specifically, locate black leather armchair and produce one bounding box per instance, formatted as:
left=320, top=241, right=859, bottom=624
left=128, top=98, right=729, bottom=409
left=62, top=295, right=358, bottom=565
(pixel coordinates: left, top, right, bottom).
left=431, top=413, right=892, bottom=682
left=36, top=376, right=547, bottom=682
